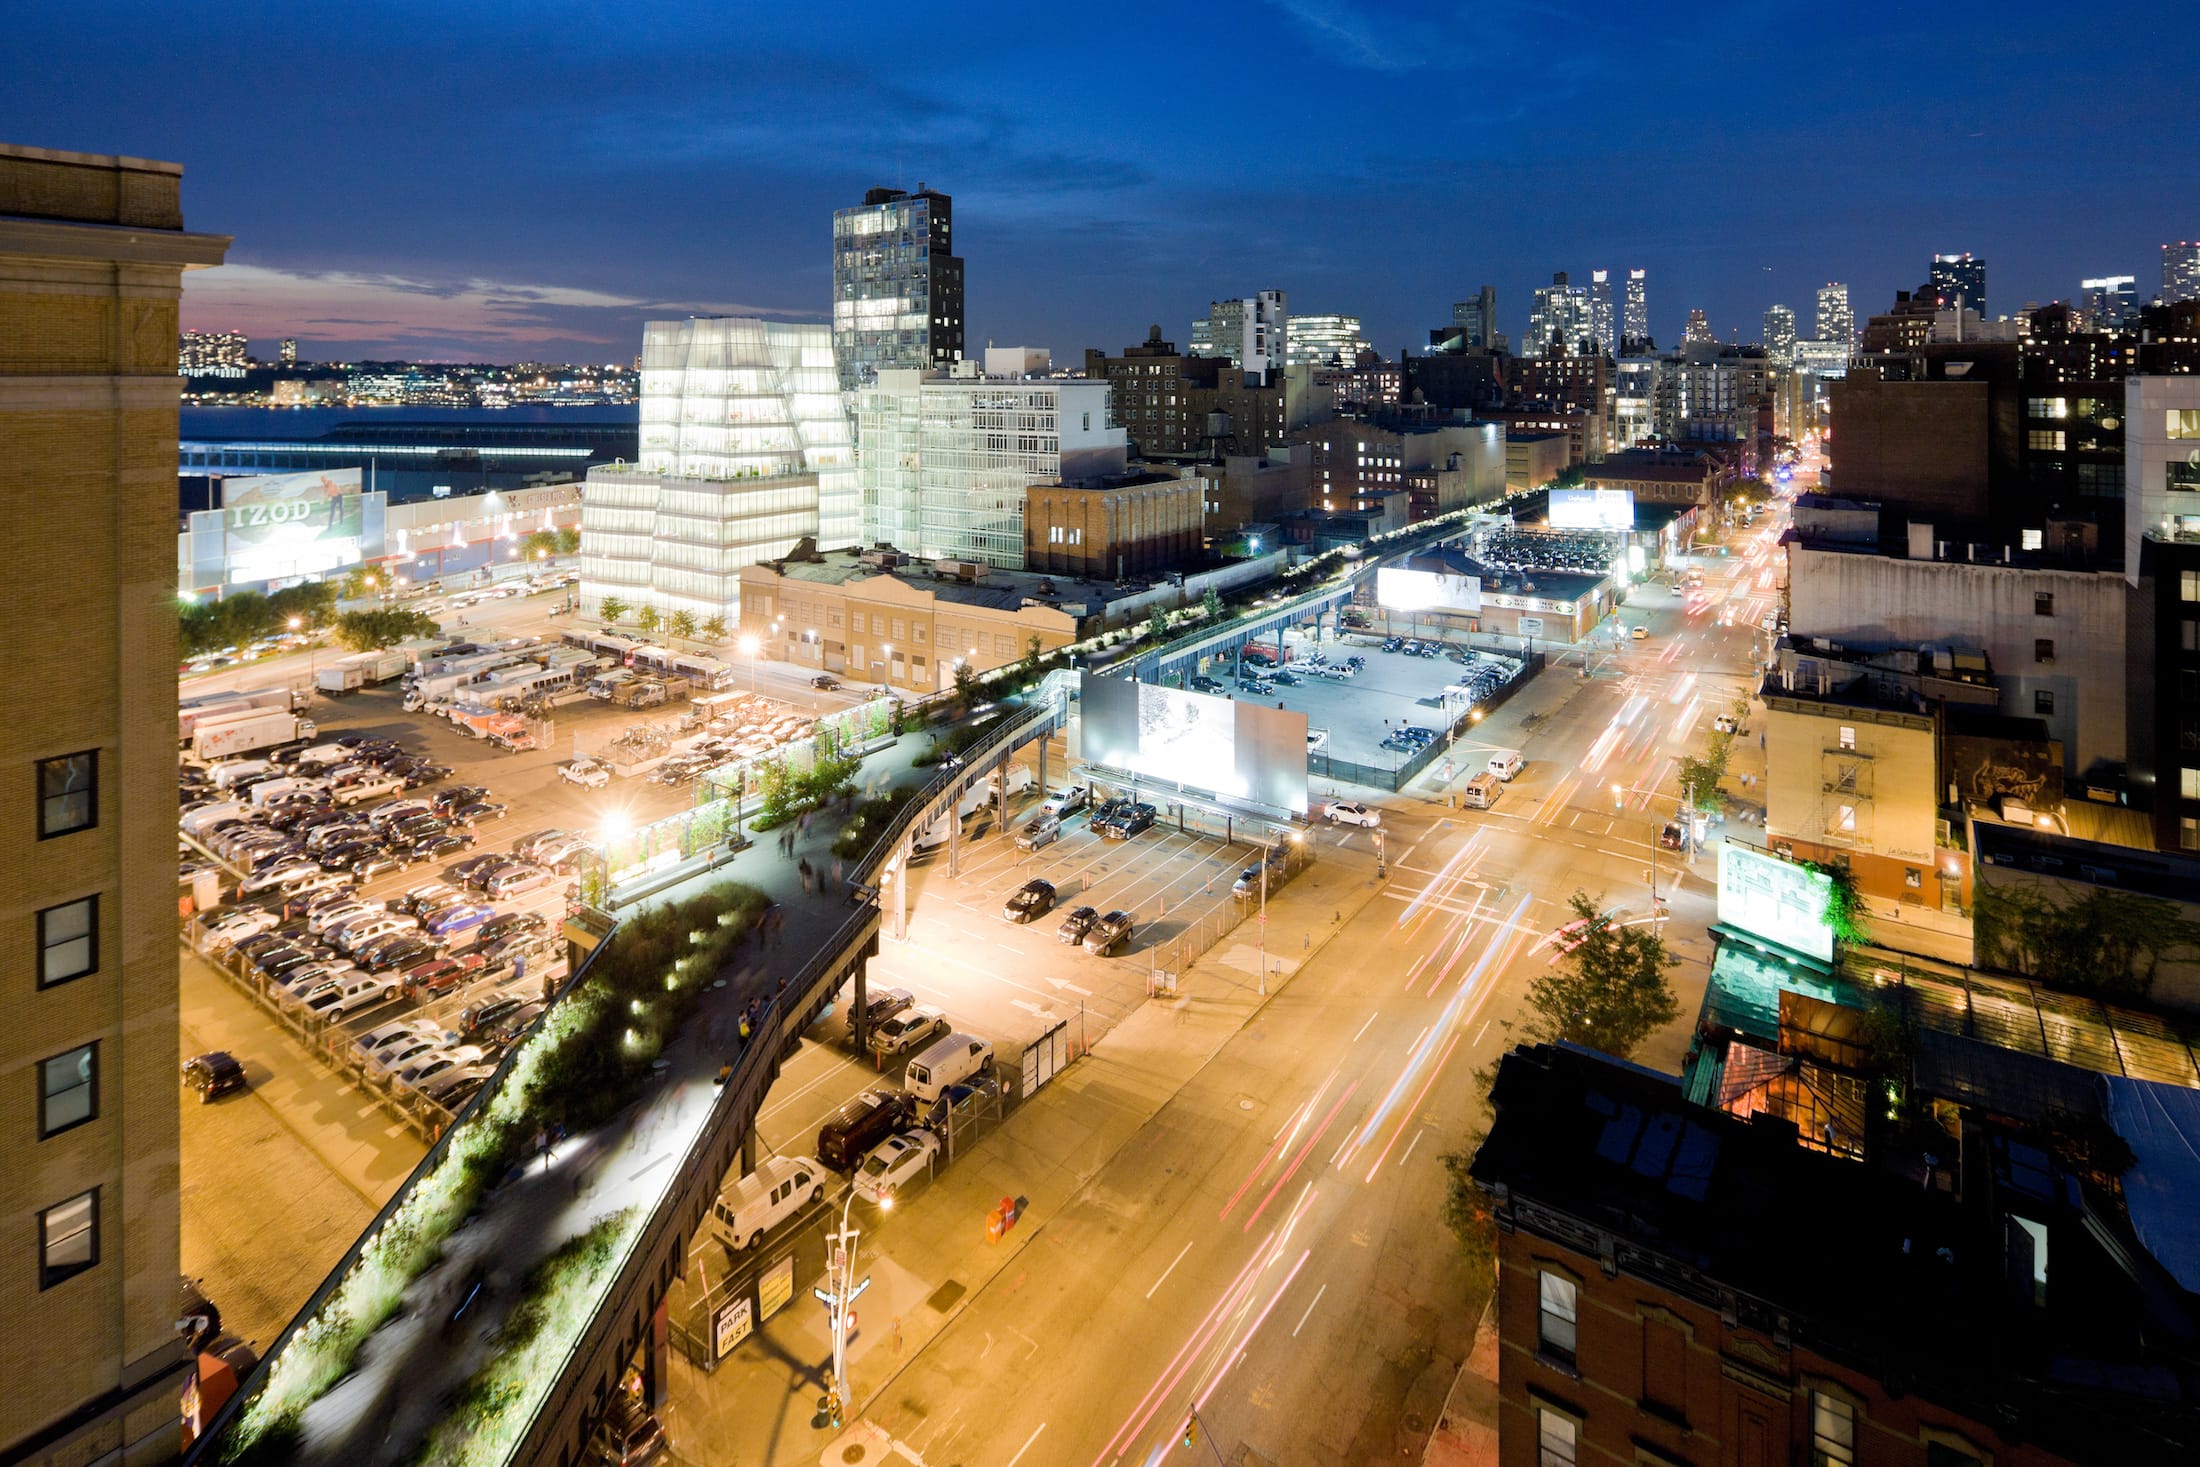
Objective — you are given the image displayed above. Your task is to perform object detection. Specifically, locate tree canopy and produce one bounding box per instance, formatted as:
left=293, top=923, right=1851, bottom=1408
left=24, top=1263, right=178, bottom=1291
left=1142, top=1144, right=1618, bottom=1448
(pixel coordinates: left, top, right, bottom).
left=332, top=608, right=442, bottom=651
left=1515, top=891, right=1681, bottom=1061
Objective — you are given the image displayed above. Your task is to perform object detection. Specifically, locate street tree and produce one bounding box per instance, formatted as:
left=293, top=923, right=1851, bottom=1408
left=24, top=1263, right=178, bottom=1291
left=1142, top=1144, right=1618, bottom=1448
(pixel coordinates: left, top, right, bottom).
left=599, top=595, right=628, bottom=626
left=668, top=609, right=697, bottom=642
left=333, top=608, right=442, bottom=651
left=1146, top=605, right=1171, bottom=644
left=635, top=604, right=661, bottom=637
left=699, top=614, right=726, bottom=642
left=1201, top=586, right=1224, bottom=621
left=1516, top=891, right=1681, bottom=1061
left=555, top=527, right=581, bottom=555
left=520, top=529, right=560, bottom=560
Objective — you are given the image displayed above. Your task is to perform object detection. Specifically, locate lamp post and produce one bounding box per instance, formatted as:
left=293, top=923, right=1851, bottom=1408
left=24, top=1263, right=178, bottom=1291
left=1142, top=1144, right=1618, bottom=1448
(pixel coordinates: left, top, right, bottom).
left=738, top=633, right=761, bottom=695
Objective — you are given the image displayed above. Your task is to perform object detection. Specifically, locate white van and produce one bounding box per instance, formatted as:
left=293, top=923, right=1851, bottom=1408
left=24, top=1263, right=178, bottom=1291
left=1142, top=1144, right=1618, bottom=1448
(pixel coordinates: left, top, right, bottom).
left=1461, top=773, right=1503, bottom=810
left=249, top=776, right=322, bottom=807
left=293, top=744, right=351, bottom=769
left=904, top=1032, right=993, bottom=1104
left=707, top=1155, right=825, bottom=1252
left=1487, top=751, right=1524, bottom=782
left=989, top=764, right=1035, bottom=797
left=209, top=759, right=273, bottom=790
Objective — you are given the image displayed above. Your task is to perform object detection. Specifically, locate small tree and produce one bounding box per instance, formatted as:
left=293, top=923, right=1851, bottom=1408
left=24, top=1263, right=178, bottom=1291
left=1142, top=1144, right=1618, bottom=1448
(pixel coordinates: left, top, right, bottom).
left=952, top=659, right=978, bottom=711
left=635, top=604, right=661, bottom=637
left=1676, top=754, right=1725, bottom=815
left=699, top=614, right=726, bottom=642
left=667, top=609, right=697, bottom=643
left=1201, top=587, right=1224, bottom=621
left=1439, top=1145, right=1498, bottom=1278
left=1516, top=891, right=1681, bottom=1061
left=1020, top=635, right=1044, bottom=678
left=521, top=529, right=560, bottom=561
left=599, top=595, right=628, bottom=626
left=1816, top=862, right=1872, bottom=951
left=1145, top=606, right=1171, bottom=644
left=555, top=527, right=581, bottom=555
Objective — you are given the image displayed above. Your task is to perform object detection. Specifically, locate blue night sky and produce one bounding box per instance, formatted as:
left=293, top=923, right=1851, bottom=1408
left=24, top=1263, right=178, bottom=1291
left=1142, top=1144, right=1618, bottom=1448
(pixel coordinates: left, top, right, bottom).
left=5, top=1, right=2195, bottom=363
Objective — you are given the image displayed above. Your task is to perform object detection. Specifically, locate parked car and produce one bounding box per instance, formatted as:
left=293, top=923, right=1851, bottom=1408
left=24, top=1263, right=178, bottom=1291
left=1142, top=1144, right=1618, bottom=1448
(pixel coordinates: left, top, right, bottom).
left=451, top=800, right=508, bottom=826
left=850, top=1129, right=941, bottom=1208
left=479, top=1000, right=547, bottom=1052
left=1014, top=815, right=1060, bottom=851
left=557, top=759, right=611, bottom=789
left=1099, top=803, right=1156, bottom=840
left=457, top=994, right=527, bottom=1038
left=867, top=1004, right=951, bottom=1058
left=182, top=1051, right=248, bottom=1103
left=922, top=1076, right=1001, bottom=1134
left=1057, top=905, right=1100, bottom=944
left=403, top=952, right=487, bottom=1001
left=395, top=1044, right=488, bottom=1092
left=707, top=1154, right=825, bottom=1251
left=1083, top=909, right=1137, bottom=956
left=846, top=986, right=913, bottom=1039
left=1002, top=878, right=1057, bottom=923
left=1038, top=786, right=1089, bottom=819
left=816, top=1090, right=916, bottom=1172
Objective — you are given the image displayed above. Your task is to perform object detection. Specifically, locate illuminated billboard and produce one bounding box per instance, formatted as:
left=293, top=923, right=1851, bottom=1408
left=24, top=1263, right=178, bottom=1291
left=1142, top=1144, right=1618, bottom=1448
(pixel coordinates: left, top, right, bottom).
left=1377, top=566, right=1482, bottom=615
left=1716, top=842, right=1834, bottom=964
left=1082, top=676, right=1309, bottom=814
left=1549, top=488, right=1635, bottom=530
left=212, top=469, right=381, bottom=583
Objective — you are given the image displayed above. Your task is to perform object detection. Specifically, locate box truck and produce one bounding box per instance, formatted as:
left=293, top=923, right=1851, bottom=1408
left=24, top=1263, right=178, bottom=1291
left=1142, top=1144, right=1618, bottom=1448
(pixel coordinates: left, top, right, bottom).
left=191, top=709, right=315, bottom=762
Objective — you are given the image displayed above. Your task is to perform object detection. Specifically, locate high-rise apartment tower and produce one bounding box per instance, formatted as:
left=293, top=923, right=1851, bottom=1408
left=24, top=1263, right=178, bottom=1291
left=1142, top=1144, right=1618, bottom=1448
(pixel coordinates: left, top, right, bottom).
left=1453, top=286, right=1498, bottom=349
left=2164, top=242, right=2200, bottom=304
left=1930, top=252, right=1986, bottom=316
left=0, top=141, right=229, bottom=1467
left=1589, top=270, right=1615, bottom=359
left=831, top=184, right=964, bottom=392
left=1622, top=269, right=1648, bottom=350
left=1763, top=304, right=1797, bottom=366
left=1815, top=282, right=1854, bottom=344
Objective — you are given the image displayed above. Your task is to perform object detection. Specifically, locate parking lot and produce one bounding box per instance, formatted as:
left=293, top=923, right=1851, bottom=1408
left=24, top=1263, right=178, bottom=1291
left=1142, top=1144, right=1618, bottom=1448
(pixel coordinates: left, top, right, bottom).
left=1180, top=626, right=1527, bottom=786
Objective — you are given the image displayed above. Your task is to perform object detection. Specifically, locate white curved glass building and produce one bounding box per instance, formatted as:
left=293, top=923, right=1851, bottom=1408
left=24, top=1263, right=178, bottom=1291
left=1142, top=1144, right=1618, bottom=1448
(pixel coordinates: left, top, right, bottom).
left=580, top=318, right=857, bottom=623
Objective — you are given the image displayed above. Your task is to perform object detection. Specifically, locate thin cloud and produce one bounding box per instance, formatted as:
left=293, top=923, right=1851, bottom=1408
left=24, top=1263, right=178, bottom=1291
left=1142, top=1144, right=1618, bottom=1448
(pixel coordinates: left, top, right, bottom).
left=181, top=262, right=811, bottom=354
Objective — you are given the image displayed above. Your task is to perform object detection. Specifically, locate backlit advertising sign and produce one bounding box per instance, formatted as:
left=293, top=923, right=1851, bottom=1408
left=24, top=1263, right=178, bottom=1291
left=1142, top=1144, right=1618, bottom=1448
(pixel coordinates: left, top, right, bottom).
left=1549, top=488, right=1635, bottom=530
left=1376, top=566, right=1482, bottom=615
left=209, top=469, right=381, bottom=584
left=1717, top=842, right=1834, bottom=964
left=1082, top=675, right=1309, bottom=814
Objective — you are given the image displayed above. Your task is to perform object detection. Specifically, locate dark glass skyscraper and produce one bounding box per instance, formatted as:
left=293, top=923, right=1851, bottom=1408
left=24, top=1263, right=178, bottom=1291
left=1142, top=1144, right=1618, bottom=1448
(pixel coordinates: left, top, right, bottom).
left=831, top=184, right=965, bottom=392
left=1930, top=251, right=1986, bottom=315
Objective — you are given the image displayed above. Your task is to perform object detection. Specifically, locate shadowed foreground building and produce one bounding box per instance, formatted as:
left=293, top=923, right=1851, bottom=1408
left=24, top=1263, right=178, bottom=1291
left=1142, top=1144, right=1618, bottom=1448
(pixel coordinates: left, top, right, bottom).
left=0, top=143, right=229, bottom=1464
left=1472, top=1042, right=2200, bottom=1467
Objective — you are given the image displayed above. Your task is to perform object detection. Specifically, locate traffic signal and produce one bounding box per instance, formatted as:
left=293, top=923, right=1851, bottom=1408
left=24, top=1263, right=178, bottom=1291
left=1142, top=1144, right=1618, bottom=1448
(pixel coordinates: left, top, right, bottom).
left=1181, top=1415, right=1198, bottom=1448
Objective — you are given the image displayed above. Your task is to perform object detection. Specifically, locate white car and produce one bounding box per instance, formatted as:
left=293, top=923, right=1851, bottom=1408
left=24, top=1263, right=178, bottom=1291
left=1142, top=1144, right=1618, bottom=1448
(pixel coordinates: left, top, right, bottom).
left=302, top=974, right=401, bottom=1020
left=202, top=909, right=278, bottom=948
left=1306, top=730, right=1330, bottom=752
left=396, top=1043, right=487, bottom=1091
left=558, top=759, right=610, bottom=789
left=366, top=1033, right=445, bottom=1081
left=333, top=913, right=419, bottom=953
left=851, top=1129, right=941, bottom=1208
left=353, top=1018, right=442, bottom=1067
left=1326, top=801, right=1382, bottom=828
left=309, top=899, right=384, bottom=935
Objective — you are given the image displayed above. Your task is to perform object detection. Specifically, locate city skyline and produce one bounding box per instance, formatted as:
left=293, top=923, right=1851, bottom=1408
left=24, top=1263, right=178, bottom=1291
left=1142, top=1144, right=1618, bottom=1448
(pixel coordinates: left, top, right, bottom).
left=3, top=2, right=2191, bottom=362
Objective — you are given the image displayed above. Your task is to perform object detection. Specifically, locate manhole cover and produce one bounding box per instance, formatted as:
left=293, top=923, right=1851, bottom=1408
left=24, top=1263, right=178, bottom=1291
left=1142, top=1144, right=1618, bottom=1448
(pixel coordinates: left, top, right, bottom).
left=1239, top=1099, right=1255, bottom=1111
left=926, top=1278, right=966, bottom=1313
left=841, top=1446, right=870, bottom=1464
left=1404, top=1411, right=1426, bottom=1433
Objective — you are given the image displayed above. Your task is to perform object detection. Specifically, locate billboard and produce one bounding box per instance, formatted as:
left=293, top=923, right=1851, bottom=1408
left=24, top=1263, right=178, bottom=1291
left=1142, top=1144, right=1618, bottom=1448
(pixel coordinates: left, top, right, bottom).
left=210, top=469, right=380, bottom=583
left=1082, top=676, right=1309, bottom=814
left=1376, top=566, right=1482, bottom=615
left=1549, top=488, right=1635, bottom=530
left=1717, top=842, right=1834, bottom=964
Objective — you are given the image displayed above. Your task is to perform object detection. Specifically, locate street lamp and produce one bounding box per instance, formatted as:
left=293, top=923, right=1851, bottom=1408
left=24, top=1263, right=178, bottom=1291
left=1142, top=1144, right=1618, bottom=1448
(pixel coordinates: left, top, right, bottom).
left=737, top=633, right=761, bottom=694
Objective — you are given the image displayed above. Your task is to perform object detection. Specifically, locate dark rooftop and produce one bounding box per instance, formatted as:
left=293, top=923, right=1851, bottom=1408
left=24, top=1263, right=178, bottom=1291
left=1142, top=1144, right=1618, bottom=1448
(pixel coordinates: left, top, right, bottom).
left=1476, top=1041, right=2200, bottom=1462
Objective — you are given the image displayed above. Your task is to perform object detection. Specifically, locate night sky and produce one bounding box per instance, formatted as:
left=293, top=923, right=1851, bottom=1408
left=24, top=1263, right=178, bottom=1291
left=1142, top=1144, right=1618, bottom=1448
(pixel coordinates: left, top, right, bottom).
left=6, top=1, right=2195, bottom=363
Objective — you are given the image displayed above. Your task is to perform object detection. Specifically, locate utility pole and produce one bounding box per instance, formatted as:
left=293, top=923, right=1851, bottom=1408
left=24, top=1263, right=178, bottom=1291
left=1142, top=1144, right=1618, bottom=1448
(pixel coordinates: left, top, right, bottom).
left=813, top=1192, right=868, bottom=1432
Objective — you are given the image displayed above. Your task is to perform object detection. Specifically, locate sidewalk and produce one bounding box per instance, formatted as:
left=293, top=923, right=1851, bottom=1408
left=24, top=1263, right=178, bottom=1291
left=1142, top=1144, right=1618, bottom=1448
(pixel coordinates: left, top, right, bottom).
left=662, top=794, right=1396, bottom=1464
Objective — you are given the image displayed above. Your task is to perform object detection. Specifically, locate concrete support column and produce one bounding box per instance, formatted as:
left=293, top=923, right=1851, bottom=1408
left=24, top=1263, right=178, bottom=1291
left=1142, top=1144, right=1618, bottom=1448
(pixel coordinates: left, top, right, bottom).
left=851, top=954, right=871, bottom=1054
left=645, top=1298, right=670, bottom=1412
left=740, top=1128, right=756, bottom=1178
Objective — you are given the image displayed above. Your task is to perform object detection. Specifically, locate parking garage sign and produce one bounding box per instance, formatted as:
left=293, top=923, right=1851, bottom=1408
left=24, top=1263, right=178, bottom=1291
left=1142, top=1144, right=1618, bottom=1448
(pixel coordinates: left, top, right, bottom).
left=714, top=1296, right=753, bottom=1357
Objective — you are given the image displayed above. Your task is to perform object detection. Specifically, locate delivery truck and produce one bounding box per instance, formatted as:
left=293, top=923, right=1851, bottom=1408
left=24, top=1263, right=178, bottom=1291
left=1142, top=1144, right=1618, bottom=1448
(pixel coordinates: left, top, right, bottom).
left=190, top=709, right=315, bottom=762
left=315, top=649, right=410, bottom=695
left=177, top=687, right=304, bottom=744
